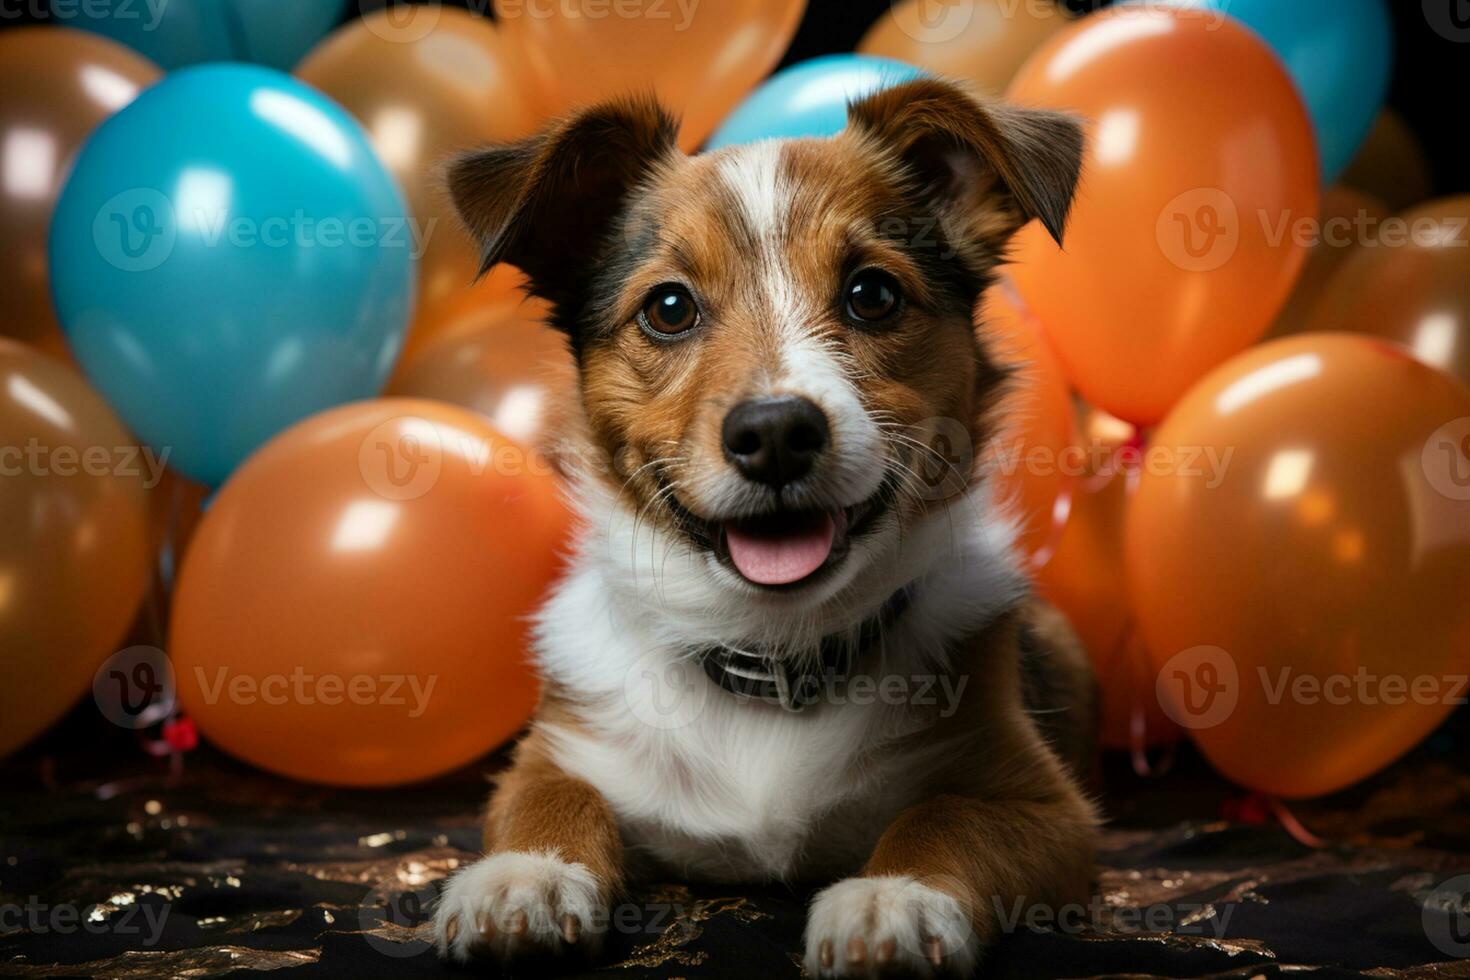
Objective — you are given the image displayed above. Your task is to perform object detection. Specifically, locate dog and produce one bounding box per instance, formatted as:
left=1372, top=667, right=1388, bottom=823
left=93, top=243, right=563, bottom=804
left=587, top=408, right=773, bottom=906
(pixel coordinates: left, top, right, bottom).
left=431, top=77, right=1097, bottom=977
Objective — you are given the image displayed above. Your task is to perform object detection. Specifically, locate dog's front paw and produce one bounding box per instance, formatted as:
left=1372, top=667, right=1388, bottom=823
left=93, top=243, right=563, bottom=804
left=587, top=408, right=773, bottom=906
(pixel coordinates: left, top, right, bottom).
left=433, top=850, right=606, bottom=964
left=804, top=875, right=979, bottom=977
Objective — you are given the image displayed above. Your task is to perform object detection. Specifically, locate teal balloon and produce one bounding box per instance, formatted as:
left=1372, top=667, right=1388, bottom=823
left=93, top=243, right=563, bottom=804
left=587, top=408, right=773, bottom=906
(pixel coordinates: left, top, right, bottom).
left=706, top=55, right=926, bottom=149
left=49, top=64, right=414, bottom=487
left=58, top=0, right=343, bottom=70
left=1150, top=0, right=1392, bottom=182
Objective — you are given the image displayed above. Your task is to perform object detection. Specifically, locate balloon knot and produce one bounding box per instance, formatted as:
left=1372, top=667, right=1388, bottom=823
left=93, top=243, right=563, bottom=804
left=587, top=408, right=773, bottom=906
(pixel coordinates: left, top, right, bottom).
left=163, top=716, right=198, bottom=753
left=1220, top=793, right=1272, bottom=825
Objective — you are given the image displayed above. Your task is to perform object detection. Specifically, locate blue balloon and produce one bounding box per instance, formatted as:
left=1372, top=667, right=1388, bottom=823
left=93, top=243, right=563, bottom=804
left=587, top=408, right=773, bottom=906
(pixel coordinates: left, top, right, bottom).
left=706, top=55, right=926, bottom=149
left=1150, top=0, right=1392, bottom=182
left=57, top=0, right=343, bottom=70
left=50, top=64, right=414, bottom=486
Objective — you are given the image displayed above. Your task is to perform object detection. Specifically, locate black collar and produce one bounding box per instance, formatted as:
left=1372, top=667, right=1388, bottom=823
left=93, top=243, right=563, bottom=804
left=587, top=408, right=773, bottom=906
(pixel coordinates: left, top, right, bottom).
left=697, top=587, right=914, bottom=713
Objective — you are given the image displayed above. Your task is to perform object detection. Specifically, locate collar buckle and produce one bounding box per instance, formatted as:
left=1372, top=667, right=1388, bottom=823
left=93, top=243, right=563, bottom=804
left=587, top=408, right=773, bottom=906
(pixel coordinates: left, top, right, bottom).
left=696, top=586, right=913, bottom=713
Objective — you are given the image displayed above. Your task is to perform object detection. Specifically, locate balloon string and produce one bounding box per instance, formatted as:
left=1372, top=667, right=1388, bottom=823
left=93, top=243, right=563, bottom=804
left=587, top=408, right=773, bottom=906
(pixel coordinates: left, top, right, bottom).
left=1027, top=477, right=1073, bottom=574
left=1126, top=620, right=1175, bottom=778
left=994, top=274, right=1077, bottom=577
left=127, top=478, right=192, bottom=780
left=998, top=276, right=1168, bottom=775
left=1266, top=796, right=1328, bottom=849
left=997, top=275, right=1030, bottom=316
left=162, top=475, right=183, bottom=597
left=1065, top=435, right=1171, bottom=777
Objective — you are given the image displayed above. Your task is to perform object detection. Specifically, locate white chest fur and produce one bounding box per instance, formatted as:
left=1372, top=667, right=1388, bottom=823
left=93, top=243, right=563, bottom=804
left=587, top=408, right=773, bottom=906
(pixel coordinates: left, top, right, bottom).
left=529, top=485, right=1027, bottom=883
left=541, top=664, right=929, bottom=880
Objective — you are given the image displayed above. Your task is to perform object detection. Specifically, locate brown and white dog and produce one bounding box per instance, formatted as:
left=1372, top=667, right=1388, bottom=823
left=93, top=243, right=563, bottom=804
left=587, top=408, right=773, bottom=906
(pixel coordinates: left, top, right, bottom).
left=431, top=78, right=1097, bottom=977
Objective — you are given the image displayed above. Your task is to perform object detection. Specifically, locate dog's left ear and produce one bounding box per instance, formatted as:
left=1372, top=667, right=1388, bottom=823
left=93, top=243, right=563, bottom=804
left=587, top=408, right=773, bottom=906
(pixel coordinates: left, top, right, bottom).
left=442, top=96, right=680, bottom=324
left=848, top=79, right=1084, bottom=253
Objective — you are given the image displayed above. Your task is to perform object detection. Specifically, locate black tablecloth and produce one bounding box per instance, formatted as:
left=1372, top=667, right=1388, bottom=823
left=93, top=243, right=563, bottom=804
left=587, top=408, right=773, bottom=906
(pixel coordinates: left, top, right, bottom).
left=3, top=706, right=1469, bottom=980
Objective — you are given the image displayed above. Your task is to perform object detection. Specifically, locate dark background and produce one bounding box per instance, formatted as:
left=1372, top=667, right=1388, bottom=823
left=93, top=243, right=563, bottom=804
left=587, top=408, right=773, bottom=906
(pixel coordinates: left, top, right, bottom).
left=3, top=0, right=1466, bottom=195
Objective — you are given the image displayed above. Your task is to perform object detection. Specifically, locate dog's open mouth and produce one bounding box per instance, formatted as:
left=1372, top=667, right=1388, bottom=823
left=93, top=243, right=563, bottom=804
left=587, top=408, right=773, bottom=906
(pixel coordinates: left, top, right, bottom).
left=660, top=476, right=893, bottom=590
left=710, top=495, right=888, bottom=589
left=720, top=509, right=847, bottom=587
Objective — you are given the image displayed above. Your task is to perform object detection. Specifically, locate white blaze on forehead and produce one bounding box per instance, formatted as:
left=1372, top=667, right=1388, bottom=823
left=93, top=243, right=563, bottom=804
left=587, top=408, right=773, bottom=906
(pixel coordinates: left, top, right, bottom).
left=713, top=141, right=885, bottom=506
left=715, top=140, right=800, bottom=320
left=715, top=140, right=787, bottom=241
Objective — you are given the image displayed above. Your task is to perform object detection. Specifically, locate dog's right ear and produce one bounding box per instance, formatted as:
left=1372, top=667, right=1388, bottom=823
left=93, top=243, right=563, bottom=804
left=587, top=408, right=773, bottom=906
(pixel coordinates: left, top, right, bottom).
left=444, top=96, right=679, bottom=316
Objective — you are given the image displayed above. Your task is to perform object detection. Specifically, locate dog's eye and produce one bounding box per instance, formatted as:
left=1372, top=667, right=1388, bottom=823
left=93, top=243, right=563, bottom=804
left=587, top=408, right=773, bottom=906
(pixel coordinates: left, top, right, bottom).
left=845, top=269, right=902, bottom=323
left=641, top=285, right=699, bottom=336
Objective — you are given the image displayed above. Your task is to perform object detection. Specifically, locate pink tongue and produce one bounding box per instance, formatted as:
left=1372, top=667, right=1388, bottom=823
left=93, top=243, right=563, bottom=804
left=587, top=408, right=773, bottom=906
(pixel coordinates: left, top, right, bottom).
left=724, top=513, right=836, bottom=586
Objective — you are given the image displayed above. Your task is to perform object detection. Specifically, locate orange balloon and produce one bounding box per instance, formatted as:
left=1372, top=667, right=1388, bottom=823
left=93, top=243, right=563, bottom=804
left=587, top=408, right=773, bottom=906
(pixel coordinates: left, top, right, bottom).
left=494, top=0, right=806, bottom=151
left=296, top=9, right=542, bottom=332
left=1267, top=186, right=1391, bottom=339
left=170, top=399, right=570, bottom=785
left=859, top=0, right=1069, bottom=95
left=1035, top=407, right=1179, bottom=752
left=980, top=286, right=1077, bottom=563
left=1305, top=196, right=1470, bottom=389
left=0, top=28, right=160, bottom=360
left=389, top=310, right=573, bottom=451
left=395, top=263, right=541, bottom=369
left=1126, top=335, right=1470, bottom=798
left=1342, top=109, right=1434, bottom=214
left=1007, top=7, right=1318, bottom=425
left=0, top=340, right=152, bottom=756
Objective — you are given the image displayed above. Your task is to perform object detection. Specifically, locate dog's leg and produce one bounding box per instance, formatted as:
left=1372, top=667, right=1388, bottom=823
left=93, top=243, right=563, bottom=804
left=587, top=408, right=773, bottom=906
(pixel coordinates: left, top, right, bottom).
left=433, top=731, right=623, bottom=964
left=804, top=615, right=1097, bottom=977
left=803, top=791, right=1094, bottom=976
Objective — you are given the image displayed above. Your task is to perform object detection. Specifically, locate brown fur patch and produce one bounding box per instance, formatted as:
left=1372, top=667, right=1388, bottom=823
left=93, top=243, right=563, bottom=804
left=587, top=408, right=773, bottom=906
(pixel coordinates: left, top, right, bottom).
left=860, top=610, right=1097, bottom=940
left=484, top=708, right=624, bottom=902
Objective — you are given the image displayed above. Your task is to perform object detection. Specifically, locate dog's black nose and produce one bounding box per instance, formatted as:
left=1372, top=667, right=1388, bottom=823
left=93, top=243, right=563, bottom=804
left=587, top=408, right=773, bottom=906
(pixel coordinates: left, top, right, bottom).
left=722, top=396, right=830, bottom=489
